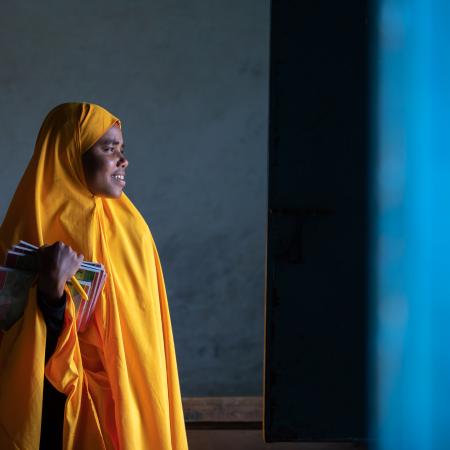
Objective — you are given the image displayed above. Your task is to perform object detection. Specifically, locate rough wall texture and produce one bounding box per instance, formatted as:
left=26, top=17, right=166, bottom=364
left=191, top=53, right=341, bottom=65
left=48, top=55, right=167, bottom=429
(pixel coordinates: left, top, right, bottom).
left=0, top=0, right=269, bottom=396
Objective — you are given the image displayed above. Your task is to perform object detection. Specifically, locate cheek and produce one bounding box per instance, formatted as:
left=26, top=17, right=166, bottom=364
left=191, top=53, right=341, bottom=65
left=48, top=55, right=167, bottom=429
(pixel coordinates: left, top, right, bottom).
left=84, top=156, right=113, bottom=186
left=98, top=160, right=115, bottom=178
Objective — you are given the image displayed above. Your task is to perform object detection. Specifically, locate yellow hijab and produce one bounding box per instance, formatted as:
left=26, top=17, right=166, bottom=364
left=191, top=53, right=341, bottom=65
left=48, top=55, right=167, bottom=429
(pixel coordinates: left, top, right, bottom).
left=0, top=103, right=188, bottom=450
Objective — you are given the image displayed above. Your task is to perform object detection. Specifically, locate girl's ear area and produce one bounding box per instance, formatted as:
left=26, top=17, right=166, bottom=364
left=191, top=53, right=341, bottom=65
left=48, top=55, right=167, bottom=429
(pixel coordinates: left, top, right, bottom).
left=81, top=147, right=95, bottom=189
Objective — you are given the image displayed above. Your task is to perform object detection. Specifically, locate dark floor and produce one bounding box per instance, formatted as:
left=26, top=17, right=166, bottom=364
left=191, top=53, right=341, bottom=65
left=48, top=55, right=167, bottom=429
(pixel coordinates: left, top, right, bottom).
left=187, top=430, right=368, bottom=450
left=183, top=397, right=368, bottom=450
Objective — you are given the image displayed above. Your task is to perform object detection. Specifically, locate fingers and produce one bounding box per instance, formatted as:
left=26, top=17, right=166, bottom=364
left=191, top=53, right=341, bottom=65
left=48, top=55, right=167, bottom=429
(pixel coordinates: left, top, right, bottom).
left=69, top=254, right=84, bottom=279
left=39, top=241, right=84, bottom=264
left=50, top=242, right=83, bottom=256
left=37, top=241, right=86, bottom=288
left=76, top=254, right=84, bottom=270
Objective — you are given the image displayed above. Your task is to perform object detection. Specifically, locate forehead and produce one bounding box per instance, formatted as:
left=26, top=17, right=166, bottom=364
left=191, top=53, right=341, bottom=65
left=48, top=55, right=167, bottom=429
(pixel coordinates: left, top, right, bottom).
left=95, top=125, right=124, bottom=146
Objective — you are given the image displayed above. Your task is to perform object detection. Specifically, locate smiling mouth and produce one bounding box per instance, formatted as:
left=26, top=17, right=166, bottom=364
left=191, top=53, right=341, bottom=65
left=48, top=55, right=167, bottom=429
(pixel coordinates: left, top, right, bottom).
left=111, top=174, right=126, bottom=186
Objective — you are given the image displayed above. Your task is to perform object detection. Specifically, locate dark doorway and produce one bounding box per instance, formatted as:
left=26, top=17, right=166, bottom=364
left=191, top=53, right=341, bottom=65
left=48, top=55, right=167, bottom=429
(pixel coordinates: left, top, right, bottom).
left=264, top=0, right=370, bottom=442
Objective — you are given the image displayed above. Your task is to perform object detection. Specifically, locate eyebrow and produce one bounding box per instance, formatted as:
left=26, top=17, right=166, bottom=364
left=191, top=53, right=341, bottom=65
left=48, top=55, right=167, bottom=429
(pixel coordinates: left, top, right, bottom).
left=102, top=139, right=125, bottom=148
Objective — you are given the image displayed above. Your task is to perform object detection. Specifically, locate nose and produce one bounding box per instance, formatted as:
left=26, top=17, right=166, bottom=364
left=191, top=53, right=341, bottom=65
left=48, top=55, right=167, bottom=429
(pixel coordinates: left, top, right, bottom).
left=117, top=152, right=128, bottom=169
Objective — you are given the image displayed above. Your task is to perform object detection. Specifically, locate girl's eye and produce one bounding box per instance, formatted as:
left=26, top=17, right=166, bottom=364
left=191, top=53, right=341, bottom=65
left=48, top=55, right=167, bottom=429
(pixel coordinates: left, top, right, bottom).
left=103, top=147, right=124, bottom=155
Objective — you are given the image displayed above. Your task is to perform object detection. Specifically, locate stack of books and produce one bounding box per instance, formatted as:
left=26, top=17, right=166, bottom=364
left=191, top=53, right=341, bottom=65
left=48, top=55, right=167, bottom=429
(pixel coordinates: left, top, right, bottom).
left=0, top=240, right=106, bottom=332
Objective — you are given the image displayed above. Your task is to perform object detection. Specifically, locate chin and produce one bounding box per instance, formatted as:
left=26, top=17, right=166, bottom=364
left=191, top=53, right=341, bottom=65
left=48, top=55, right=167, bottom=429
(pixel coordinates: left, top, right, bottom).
left=110, top=191, right=122, bottom=199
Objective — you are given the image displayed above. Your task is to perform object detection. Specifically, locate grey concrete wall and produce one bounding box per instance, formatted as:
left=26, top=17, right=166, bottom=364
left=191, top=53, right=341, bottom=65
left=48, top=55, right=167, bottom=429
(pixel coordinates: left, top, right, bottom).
left=0, top=0, right=269, bottom=396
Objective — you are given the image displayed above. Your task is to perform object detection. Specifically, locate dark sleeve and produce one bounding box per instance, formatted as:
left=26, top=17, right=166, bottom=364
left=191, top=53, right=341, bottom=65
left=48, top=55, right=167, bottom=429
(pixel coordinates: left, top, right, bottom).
left=37, top=290, right=67, bottom=450
left=37, top=289, right=66, bottom=362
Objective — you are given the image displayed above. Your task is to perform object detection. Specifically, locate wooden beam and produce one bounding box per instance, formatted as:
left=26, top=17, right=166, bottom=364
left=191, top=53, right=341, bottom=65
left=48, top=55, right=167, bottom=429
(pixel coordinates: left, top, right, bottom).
left=183, top=396, right=263, bottom=430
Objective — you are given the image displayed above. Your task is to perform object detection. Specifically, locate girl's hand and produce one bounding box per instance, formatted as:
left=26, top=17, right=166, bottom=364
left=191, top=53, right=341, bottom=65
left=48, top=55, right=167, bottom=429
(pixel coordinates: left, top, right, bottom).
left=37, top=241, right=84, bottom=304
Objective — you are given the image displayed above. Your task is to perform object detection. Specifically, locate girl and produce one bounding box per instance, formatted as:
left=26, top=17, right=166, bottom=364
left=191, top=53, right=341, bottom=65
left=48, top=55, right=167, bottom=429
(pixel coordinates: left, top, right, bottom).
left=0, top=103, right=189, bottom=450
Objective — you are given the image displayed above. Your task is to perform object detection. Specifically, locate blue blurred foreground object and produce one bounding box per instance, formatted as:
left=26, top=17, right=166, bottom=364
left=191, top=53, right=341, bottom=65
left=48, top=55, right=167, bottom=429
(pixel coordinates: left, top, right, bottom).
left=372, top=0, right=450, bottom=449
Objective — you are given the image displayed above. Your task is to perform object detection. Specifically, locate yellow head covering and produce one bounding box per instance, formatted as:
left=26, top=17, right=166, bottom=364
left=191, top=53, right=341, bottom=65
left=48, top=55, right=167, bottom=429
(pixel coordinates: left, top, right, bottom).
left=0, top=103, right=188, bottom=450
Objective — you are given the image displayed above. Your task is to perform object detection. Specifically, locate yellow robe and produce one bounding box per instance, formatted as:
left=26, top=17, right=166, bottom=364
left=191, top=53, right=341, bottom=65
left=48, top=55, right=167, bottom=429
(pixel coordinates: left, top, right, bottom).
left=0, top=103, right=189, bottom=450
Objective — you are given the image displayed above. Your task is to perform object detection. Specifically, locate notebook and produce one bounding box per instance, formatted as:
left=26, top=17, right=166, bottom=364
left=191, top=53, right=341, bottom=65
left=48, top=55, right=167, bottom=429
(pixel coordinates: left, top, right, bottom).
left=0, top=241, right=107, bottom=332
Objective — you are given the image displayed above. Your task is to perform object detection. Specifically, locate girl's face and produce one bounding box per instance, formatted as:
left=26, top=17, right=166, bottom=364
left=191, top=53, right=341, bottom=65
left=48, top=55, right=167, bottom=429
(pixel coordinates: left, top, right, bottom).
left=82, top=125, right=128, bottom=198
